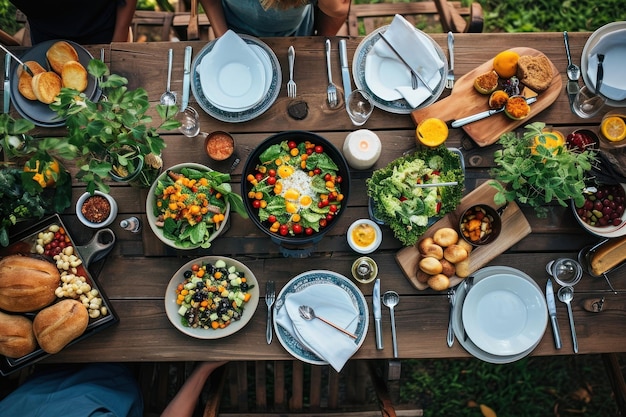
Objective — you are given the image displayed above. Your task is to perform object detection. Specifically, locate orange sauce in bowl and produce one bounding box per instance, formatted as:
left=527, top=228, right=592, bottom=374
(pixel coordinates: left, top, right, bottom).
left=351, top=223, right=377, bottom=248
left=205, top=132, right=234, bottom=161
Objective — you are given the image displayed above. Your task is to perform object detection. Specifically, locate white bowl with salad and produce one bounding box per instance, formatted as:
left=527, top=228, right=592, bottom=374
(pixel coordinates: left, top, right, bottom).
left=146, top=163, right=244, bottom=249
left=164, top=256, right=259, bottom=339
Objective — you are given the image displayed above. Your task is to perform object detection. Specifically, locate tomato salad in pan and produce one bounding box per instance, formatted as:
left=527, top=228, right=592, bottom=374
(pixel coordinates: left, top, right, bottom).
left=245, top=139, right=345, bottom=237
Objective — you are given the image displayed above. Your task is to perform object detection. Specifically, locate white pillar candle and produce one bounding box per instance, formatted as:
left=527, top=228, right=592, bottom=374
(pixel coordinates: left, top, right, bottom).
left=342, top=129, right=382, bottom=170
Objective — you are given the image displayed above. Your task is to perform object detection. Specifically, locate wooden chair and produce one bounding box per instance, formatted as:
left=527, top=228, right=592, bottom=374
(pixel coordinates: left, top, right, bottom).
left=131, top=10, right=174, bottom=42
left=347, top=1, right=483, bottom=36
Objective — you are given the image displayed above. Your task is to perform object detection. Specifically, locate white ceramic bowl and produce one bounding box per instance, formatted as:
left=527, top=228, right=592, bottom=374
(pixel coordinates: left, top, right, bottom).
left=347, top=219, right=382, bottom=254
left=76, top=191, right=117, bottom=228
left=146, top=163, right=230, bottom=249
left=571, top=183, right=626, bottom=238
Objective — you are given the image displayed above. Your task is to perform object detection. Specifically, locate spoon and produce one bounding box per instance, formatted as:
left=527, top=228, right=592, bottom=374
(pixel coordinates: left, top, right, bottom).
left=382, top=291, right=400, bottom=358
left=563, top=31, right=580, bottom=81
left=298, top=305, right=357, bottom=339
left=557, top=286, right=578, bottom=353
left=160, top=48, right=177, bottom=107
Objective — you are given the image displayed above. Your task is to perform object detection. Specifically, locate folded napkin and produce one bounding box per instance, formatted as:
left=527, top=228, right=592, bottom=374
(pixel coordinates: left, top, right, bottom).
left=365, top=14, right=444, bottom=108
left=275, top=284, right=360, bottom=372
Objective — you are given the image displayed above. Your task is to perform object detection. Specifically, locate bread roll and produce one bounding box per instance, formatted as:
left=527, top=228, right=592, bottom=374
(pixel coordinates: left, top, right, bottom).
left=455, top=258, right=471, bottom=278
left=516, top=55, right=553, bottom=92
left=456, top=239, right=473, bottom=255
left=46, top=41, right=79, bottom=74
left=0, top=311, right=37, bottom=358
left=33, top=299, right=89, bottom=354
left=440, top=259, right=456, bottom=278
left=433, top=227, right=458, bottom=247
left=427, top=274, right=450, bottom=291
left=591, top=235, right=626, bottom=276
left=417, top=237, right=444, bottom=260
left=0, top=255, right=60, bottom=312
left=419, top=257, right=443, bottom=275
left=443, top=244, right=468, bottom=263
left=17, top=61, right=46, bottom=100
left=61, top=60, right=88, bottom=92
left=32, top=71, right=62, bottom=104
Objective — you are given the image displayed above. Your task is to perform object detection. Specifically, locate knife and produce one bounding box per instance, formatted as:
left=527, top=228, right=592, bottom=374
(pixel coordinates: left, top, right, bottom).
left=446, top=288, right=455, bottom=347
left=4, top=54, right=10, bottom=114
left=338, top=39, right=352, bottom=100
left=546, top=278, right=562, bottom=350
left=451, top=96, right=538, bottom=128
left=373, top=278, right=383, bottom=350
left=181, top=46, right=192, bottom=111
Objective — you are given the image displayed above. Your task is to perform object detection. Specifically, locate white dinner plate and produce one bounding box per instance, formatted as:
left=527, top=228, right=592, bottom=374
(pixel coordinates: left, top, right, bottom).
left=199, top=30, right=265, bottom=110
left=164, top=256, right=259, bottom=339
left=273, top=270, right=369, bottom=365
left=581, top=21, right=626, bottom=107
left=452, top=266, right=546, bottom=364
left=364, top=54, right=412, bottom=102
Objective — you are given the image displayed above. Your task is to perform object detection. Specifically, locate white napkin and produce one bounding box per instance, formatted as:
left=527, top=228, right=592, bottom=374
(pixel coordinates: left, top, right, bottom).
left=365, top=14, right=444, bottom=108
left=275, top=284, right=360, bottom=372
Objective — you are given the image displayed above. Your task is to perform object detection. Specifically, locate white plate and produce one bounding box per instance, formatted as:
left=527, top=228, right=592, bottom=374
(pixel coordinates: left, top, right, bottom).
left=164, top=256, right=259, bottom=339
left=199, top=31, right=265, bottom=110
left=462, top=272, right=547, bottom=356
left=581, top=21, right=626, bottom=107
left=452, top=266, right=546, bottom=364
left=273, top=270, right=369, bottom=365
left=364, top=54, right=412, bottom=102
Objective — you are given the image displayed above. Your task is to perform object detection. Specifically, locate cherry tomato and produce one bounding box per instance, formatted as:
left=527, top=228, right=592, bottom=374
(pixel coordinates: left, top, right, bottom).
left=252, top=200, right=261, bottom=209
left=292, top=224, right=303, bottom=234
left=313, top=168, right=322, bottom=175
left=288, top=141, right=297, bottom=149
left=314, top=145, right=323, bottom=153
left=255, top=173, right=263, bottom=182
left=279, top=224, right=289, bottom=236
left=267, top=176, right=276, bottom=185
left=306, top=148, right=313, bottom=155
left=319, top=219, right=327, bottom=227
left=325, top=213, right=334, bottom=221
left=268, top=215, right=277, bottom=224
left=305, top=227, right=314, bottom=235
left=329, top=204, right=337, bottom=213
left=324, top=173, right=332, bottom=181
left=268, top=169, right=276, bottom=177
left=335, top=176, right=342, bottom=183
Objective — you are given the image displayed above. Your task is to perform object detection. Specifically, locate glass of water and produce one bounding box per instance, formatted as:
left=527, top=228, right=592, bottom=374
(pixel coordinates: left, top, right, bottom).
left=572, top=85, right=605, bottom=119
left=177, top=106, right=201, bottom=137
left=346, top=89, right=374, bottom=126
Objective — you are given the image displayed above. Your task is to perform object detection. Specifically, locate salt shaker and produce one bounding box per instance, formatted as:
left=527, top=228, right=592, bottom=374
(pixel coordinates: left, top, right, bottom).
left=120, top=216, right=141, bottom=233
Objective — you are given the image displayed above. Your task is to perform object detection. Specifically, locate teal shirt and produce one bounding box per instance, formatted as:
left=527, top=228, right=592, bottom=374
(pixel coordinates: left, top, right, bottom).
left=222, top=0, right=316, bottom=37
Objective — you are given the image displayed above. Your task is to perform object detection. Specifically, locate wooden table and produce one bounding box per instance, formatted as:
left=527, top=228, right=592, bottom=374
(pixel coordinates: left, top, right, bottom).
left=2, top=32, right=625, bottom=364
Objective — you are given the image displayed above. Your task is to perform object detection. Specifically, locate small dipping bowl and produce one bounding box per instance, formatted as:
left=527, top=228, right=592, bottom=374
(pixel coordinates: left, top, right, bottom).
left=565, top=128, right=599, bottom=152
left=351, top=256, right=378, bottom=284
left=546, top=258, right=583, bottom=287
left=205, top=131, right=235, bottom=161
left=347, top=218, right=382, bottom=254
left=459, top=204, right=502, bottom=246
left=76, top=191, right=118, bottom=228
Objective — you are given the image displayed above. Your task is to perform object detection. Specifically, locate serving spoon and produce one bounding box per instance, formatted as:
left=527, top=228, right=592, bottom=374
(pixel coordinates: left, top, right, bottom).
left=382, top=291, right=400, bottom=358
left=563, top=31, right=580, bottom=81
left=557, top=286, right=578, bottom=353
left=160, top=48, right=177, bottom=107
left=298, top=305, right=357, bottom=339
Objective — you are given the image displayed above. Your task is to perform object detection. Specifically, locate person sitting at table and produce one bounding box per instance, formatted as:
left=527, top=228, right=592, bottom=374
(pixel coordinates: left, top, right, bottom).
left=9, top=0, right=137, bottom=45
left=199, top=0, right=350, bottom=38
left=0, top=361, right=227, bottom=417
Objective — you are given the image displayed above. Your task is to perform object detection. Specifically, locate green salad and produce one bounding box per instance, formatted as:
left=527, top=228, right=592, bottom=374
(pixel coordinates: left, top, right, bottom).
left=367, top=147, right=464, bottom=246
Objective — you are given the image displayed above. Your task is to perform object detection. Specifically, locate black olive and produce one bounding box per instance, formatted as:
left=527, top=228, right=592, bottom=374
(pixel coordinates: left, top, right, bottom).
left=183, top=270, right=192, bottom=278
left=193, top=292, right=203, bottom=302
left=196, top=281, right=205, bottom=289
left=240, top=282, right=249, bottom=292
left=206, top=264, right=215, bottom=274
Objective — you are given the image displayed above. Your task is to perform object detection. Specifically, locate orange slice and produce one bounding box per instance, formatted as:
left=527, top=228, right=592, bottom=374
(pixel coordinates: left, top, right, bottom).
left=601, top=116, right=626, bottom=142
left=416, top=118, right=448, bottom=148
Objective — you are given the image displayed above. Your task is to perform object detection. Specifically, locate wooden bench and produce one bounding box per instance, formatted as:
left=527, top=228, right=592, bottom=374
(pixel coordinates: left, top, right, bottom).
left=347, top=1, right=483, bottom=36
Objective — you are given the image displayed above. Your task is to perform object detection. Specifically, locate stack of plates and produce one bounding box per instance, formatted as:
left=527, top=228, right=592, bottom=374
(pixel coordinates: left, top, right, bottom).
left=352, top=25, right=447, bottom=115
left=452, top=266, right=548, bottom=364
left=581, top=21, right=626, bottom=107
left=192, top=31, right=281, bottom=123
left=9, top=40, right=100, bottom=127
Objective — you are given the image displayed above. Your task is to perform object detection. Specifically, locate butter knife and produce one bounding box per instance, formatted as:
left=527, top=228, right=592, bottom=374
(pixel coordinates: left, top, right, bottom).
left=546, top=278, right=562, bottom=350
left=4, top=54, right=10, bottom=113
left=338, top=39, right=352, bottom=100
left=373, top=278, right=383, bottom=350
left=181, top=46, right=192, bottom=111
left=451, top=96, right=537, bottom=128
left=447, top=288, right=455, bottom=347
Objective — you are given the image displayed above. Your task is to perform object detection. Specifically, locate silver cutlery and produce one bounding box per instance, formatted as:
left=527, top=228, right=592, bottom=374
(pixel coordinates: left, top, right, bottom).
left=545, top=278, right=562, bottom=349
left=462, top=276, right=474, bottom=341
left=265, top=281, right=275, bottom=344
left=451, top=96, right=537, bottom=128
left=446, top=31, right=455, bottom=89
left=160, top=48, right=176, bottom=107
left=382, top=291, right=400, bottom=358
left=557, top=285, right=578, bottom=353
left=325, top=39, right=338, bottom=107
left=338, top=39, right=352, bottom=99
left=181, top=46, right=192, bottom=110
left=298, top=305, right=357, bottom=339
left=563, top=31, right=580, bottom=81
left=373, top=278, right=383, bottom=350
left=0, top=44, right=33, bottom=76
left=287, top=46, right=296, bottom=98
left=378, top=32, right=432, bottom=94
left=446, top=288, right=455, bottom=347
left=4, top=53, right=10, bottom=114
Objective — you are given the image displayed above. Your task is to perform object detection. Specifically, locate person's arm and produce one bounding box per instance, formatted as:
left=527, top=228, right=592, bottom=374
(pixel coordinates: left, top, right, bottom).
left=160, top=361, right=227, bottom=417
left=199, top=0, right=229, bottom=38
left=112, top=0, right=137, bottom=42
left=315, top=0, right=350, bottom=36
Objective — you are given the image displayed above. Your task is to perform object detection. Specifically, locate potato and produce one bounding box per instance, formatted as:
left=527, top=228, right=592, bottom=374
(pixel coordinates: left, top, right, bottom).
left=417, top=237, right=444, bottom=260
left=419, top=257, right=443, bottom=275
left=433, top=227, right=458, bottom=247
left=427, top=274, right=450, bottom=291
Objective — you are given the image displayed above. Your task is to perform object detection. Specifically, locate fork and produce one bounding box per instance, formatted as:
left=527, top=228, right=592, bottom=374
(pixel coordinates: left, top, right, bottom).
left=325, top=39, right=338, bottom=108
left=287, top=46, right=296, bottom=98
left=265, top=281, right=276, bottom=344
left=446, top=31, right=455, bottom=89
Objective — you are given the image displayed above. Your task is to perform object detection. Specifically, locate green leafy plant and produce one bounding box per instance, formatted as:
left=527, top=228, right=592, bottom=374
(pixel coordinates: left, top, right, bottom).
left=490, top=122, right=595, bottom=217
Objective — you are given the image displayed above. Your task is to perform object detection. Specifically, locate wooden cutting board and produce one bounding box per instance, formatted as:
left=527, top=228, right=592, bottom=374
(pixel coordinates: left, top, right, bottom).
left=395, top=181, right=532, bottom=291
left=410, top=47, right=562, bottom=147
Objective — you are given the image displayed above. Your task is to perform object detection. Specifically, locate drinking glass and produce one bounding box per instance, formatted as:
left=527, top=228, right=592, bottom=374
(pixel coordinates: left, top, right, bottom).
left=346, top=89, right=374, bottom=126
left=177, top=107, right=201, bottom=137
left=572, top=85, right=605, bottom=119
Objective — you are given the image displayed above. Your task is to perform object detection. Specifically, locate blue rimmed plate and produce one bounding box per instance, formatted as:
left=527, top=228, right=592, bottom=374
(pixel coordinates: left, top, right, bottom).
left=273, top=270, right=369, bottom=365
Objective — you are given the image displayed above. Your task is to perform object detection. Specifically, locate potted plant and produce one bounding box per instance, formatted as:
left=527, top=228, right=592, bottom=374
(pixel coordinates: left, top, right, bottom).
left=46, top=59, right=179, bottom=194
left=490, top=122, right=596, bottom=218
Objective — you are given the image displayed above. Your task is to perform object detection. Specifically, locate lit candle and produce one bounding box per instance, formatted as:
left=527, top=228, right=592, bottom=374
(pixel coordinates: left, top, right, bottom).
left=342, top=129, right=382, bottom=170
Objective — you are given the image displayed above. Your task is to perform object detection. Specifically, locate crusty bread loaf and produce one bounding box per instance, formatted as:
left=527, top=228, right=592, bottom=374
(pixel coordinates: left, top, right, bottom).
left=33, top=299, right=89, bottom=354
left=46, top=41, right=79, bottom=74
left=516, top=55, right=553, bottom=92
left=591, top=235, right=626, bottom=276
left=0, top=311, right=37, bottom=358
left=31, top=71, right=62, bottom=104
left=61, top=60, right=88, bottom=92
left=0, top=255, right=60, bottom=313
left=17, top=61, right=46, bottom=100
